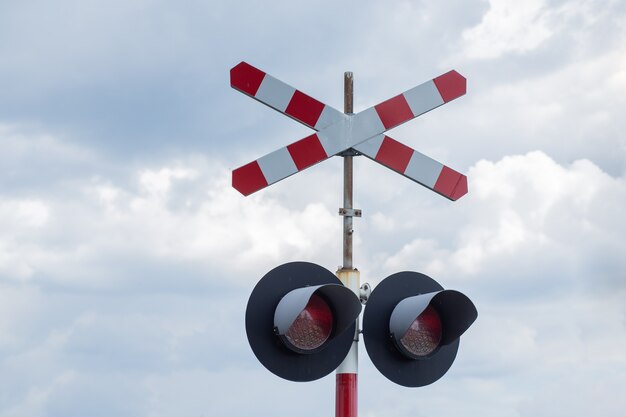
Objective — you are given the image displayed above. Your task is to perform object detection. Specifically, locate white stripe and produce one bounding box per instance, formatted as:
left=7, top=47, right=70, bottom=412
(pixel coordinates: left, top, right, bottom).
left=405, top=151, right=444, bottom=188
left=257, top=147, right=297, bottom=185
left=348, top=107, right=385, bottom=146
left=255, top=74, right=296, bottom=113
left=403, top=81, right=444, bottom=118
left=335, top=340, right=358, bottom=374
left=316, top=131, right=345, bottom=157
left=336, top=268, right=359, bottom=375
left=353, top=134, right=385, bottom=158
left=314, top=105, right=344, bottom=130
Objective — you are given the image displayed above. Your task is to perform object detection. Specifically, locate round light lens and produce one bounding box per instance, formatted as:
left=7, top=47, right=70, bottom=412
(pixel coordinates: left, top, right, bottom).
left=284, top=294, right=333, bottom=351
left=399, top=305, right=442, bottom=358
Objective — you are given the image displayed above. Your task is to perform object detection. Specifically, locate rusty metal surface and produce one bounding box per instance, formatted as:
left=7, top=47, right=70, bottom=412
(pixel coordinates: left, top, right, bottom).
left=343, top=71, right=355, bottom=270
left=336, top=268, right=360, bottom=294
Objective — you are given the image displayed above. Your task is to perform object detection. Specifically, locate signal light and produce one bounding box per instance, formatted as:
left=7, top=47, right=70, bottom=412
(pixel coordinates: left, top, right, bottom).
left=363, top=271, right=477, bottom=387
left=394, top=305, right=442, bottom=358
left=246, top=262, right=362, bottom=382
left=279, top=293, right=334, bottom=353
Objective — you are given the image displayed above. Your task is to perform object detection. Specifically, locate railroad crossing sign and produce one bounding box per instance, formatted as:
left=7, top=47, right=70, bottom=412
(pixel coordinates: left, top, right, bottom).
left=231, top=63, right=478, bottom=417
left=230, top=62, right=468, bottom=200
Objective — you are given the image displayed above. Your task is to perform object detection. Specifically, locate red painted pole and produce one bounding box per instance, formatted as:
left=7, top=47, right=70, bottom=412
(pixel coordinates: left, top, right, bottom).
left=336, top=373, right=357, bottom=417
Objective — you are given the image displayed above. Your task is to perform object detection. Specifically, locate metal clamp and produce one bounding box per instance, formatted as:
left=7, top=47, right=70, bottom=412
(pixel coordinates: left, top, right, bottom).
left=359, top=283, right=371, bottom=304
left=339, top=208, right=362, bottom=217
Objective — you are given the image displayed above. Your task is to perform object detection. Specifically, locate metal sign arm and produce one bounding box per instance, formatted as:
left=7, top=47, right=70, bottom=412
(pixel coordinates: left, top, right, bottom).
left=230, top=62, right=468, bottom=200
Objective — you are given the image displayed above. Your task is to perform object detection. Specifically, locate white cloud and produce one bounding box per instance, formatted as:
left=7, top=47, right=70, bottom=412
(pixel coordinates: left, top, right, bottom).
left=0, top=200, right=49, bottom=228
left=373, top=151, right=626, bottom=296
left=459, top=0, right=621, bottom=60
left=137, top=167, right=199, bottom=200
left=0, top=128, right=342, bottom=290
left=0, top=199, right=51, bottom=280
left=462, top=0, right=553, bottom=59
left=455, top=151, right=625, bottom=279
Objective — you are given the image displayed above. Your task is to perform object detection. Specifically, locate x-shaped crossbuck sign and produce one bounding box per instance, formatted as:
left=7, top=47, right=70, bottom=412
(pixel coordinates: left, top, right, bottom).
left=231, top=62, right=468, bottom=200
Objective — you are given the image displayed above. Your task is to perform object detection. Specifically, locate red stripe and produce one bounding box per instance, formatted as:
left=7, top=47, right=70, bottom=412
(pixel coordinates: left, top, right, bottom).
left=232, top=161, right=268, bottom=196
left=285, top=90, right=326, bottom=128
left=335, top=373, right=357, bottom=417
left=374, top=94, right=414, bottom=130
left=434, top=166, right=464, bottom=199
left=375, top=136, right=413, bottom=173
left=433, top=70, right=466, bottom=103
left=287, top=134, right=328, bottom=170
left=450, top=174, right=468, bottom=200
left=230, top=62, right=266, bottom=96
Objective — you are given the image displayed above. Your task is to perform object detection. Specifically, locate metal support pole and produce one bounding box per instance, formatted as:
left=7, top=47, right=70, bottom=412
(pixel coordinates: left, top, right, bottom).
left=343, top=156, right=354, bottom=269
left=343, top=71, right=354, bottom=270
left=336, top=71, right=359, bottom=417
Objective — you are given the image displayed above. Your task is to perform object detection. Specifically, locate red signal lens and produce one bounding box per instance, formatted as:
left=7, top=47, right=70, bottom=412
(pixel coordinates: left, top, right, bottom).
left=399, top=306, right=442, bottom=358
left=285, top=294, right=333, bottom=351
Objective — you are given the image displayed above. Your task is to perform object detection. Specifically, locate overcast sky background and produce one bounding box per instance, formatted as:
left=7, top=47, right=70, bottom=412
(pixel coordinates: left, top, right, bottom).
left=1, top=0, right=625, bottom=416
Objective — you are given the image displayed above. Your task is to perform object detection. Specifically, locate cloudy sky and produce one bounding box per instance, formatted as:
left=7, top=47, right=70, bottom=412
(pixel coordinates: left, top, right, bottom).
left=1, top=0, right=625, bottom=416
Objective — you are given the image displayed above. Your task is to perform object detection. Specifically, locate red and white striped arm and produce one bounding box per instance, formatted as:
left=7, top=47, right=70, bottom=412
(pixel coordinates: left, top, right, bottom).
left=230, top=62, right=467, bottom=198
left=232, top=132, right=334, bottom=196
left=231, top=62, right=468, bottom=199
left=230, top=61, right=344, bottom=131
left=353, top=136, right=467, bottom=201
left=231, top=62, right=345, bottom=196
left=230, top=62, right=466, bottom=143
left=346, top=69, right=466, bottom=145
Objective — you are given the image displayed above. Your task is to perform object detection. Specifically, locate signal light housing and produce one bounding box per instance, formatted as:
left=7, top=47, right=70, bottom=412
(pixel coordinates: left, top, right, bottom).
left=277, top=293, right=333, bottom=353
left=362, top=271, right=477, bottom=387
left=393, top=305, right=442, bottom=358
left=246, top=262, right=361, bottom=382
